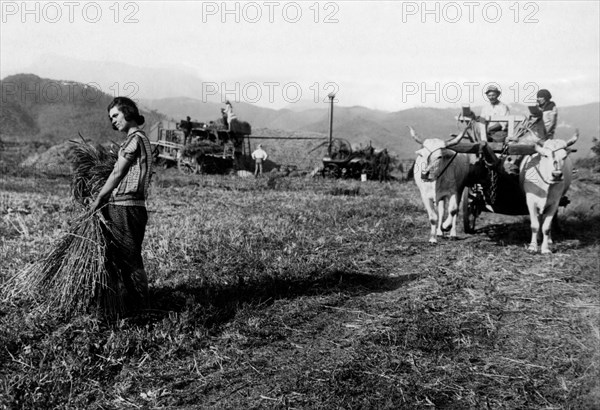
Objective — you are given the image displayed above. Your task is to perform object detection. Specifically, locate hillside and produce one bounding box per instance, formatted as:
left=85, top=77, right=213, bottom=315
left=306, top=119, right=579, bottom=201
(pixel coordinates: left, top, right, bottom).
left=2, top=74, right=597, bottom=160
left=0, top=100, right=39, bottom=136
left=0, top=74, right=165, bottom=144
left=142, top=97, right=599, bottom=159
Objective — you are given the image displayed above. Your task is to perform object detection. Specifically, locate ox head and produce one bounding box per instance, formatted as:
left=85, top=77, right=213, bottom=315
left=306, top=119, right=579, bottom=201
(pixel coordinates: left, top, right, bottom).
left=410, top=126, right=463, bottom=181
left=534, top=130, right=578, bottom=183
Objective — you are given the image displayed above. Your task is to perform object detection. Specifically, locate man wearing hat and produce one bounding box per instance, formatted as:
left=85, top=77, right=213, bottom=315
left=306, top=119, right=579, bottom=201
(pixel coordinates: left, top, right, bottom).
left=478, top=85, right=510, bottom=142
left=534, top=89, right=557, bottom=139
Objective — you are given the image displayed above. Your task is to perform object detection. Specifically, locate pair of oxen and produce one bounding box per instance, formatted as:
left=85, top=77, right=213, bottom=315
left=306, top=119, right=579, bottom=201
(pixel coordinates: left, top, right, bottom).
left=410, top=126, right=578, bottom=254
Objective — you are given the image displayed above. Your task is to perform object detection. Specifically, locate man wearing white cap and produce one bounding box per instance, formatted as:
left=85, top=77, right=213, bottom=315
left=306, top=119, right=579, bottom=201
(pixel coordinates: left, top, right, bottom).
left=478, top=85, right=510, bottom=142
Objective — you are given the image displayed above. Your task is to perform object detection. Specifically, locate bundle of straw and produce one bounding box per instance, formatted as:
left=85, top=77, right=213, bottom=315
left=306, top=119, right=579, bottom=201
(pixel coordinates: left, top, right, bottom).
left=68, top=137, right=118, bottom=206
left=9, top=211, right=122, bottom=317
left=2, top=138, right=124, bottom=318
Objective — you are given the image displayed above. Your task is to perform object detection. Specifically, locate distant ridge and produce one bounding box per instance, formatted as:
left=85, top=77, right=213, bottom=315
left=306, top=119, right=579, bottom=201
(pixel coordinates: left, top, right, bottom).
left=143, top=97, right=599, bottom=158
left=1, top=74, right=165, bottom=144
left=2, top=74, right=598, bottom=158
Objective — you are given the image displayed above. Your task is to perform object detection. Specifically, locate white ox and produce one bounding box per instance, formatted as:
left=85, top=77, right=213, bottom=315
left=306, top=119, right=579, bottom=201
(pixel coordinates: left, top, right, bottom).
left=410, top=127, right=471, bottom=243
left=519, top=131, right=578, bottom=254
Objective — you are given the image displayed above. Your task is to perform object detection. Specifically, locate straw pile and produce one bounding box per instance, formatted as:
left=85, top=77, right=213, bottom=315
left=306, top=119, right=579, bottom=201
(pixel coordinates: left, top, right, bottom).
left=2, top=139, right=124, bottom=318
left=182, top=140, right=225, bottom=158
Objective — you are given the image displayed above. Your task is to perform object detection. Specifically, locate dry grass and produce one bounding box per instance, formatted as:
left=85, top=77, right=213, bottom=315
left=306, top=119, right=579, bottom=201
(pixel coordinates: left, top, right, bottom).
left=1, top=212, right=121, bottom=318
left=0, top=168, right=598, bottom=408
left=1, top=140, right=123, bottom=318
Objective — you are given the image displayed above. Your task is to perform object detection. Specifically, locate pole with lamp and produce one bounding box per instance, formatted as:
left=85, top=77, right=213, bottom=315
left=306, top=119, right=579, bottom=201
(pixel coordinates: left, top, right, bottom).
left=327, top=92, right=336, bottom=158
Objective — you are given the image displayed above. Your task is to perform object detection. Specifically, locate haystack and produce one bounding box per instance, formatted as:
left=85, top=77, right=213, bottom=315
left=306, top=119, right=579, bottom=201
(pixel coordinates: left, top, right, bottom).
left=20, top=141, right=72, bottom=176
left=2, top=139, right=124, bottom=318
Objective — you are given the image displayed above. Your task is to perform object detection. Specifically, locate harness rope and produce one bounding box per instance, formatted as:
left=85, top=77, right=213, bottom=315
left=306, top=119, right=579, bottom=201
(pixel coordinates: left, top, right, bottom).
left=436, top=151, right=459, bottom=180
left=421, top=147, right=459, bottom=181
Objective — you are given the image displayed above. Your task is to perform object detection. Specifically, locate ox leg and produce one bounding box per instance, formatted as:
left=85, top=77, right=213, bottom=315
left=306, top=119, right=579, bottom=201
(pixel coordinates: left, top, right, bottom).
left=442, top=193, right=459, bottom=239
left=422, top=195, right=438, bottom=243
left=436, top=200, right=445, bottom=238
left=548, top=218, right=554, bottom=247
left=548, top=209, right=560, bottom=246
left=541, top=205, right=559, bottom=254
left=526, top=195, right=540, bottom=252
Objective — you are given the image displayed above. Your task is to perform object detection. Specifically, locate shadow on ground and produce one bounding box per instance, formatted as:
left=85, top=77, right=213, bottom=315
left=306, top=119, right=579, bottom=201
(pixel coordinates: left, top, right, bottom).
left=476, top=221, right=531, bottom=245
left=475, top=213, right=600, bottom=247
left=144, top=271, right=418, bottom=329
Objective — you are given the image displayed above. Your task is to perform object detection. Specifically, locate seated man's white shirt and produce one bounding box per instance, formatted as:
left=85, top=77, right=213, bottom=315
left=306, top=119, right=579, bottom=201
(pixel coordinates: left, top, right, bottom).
left=480, top=102, right=510, bottom=131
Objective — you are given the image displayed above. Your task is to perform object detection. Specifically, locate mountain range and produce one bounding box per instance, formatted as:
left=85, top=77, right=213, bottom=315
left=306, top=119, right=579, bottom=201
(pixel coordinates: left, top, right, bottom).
left=141, top=97, right=599, bottom=159
left=1, top=74, right=598, bottom=159
left=1, top=74, right=165, bottom=144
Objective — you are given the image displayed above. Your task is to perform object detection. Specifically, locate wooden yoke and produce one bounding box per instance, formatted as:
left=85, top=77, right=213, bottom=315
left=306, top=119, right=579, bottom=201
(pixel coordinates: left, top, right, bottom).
left=487, top=115, right=528, bottom=141
left=451, top=142, right=537, bottom=155
left=451, top=113, right=538, bottom=155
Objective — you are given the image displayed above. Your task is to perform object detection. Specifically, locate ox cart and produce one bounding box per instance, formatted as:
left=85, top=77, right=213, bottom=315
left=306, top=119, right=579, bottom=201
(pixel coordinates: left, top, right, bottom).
left=448, top=110, right=572, bottom=234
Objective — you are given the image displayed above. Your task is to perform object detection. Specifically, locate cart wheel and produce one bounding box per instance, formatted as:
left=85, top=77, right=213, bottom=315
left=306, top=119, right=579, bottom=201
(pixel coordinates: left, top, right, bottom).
left=178, top=158, right=197, bottom=175
left=155, top=158, right=169, bottom=169
left=323, top=164, right=341, bottom=178
left=363, top=163, right=374, bottom=180
left=462, top=186, right=477, bottom=234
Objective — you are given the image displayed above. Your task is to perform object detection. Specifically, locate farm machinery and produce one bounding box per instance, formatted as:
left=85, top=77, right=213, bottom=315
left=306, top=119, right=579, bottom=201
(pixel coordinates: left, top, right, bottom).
left=149, top=118, right=251, bottom=174
left=316, top=93, right=391, bottom=180
left=320, top=138, right=380, bottom=179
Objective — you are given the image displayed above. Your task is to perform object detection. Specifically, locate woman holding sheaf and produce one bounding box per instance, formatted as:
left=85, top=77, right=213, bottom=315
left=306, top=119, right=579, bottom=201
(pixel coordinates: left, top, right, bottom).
left=90, top=96, right=153, bottom=311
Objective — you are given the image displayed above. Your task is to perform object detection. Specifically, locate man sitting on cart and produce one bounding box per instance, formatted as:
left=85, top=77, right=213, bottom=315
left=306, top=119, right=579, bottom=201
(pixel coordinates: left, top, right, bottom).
left=477, top=85, right=510, bottom=143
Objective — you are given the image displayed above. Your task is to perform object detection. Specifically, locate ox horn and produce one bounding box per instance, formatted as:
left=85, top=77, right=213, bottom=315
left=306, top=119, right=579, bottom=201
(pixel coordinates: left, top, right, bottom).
left=408, top=126, right=423, bottom=145
left=566, top=129, right=579, bottom=147
left=445, top=130, right=465, bottom=148
left=534, top=143, right=546, bottom=156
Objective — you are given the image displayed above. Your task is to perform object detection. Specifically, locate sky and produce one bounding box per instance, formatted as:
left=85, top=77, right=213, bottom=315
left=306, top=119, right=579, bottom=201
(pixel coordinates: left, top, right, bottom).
left=1, top=0, right=599, bottom=111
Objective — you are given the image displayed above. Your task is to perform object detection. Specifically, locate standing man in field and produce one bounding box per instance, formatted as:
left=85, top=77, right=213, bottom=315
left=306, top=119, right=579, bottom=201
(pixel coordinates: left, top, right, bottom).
left=378, top=149, right=390, bottom=182
left=183, top=116, right=192, bottom=146
left=251, top=144, right=268, bottom=177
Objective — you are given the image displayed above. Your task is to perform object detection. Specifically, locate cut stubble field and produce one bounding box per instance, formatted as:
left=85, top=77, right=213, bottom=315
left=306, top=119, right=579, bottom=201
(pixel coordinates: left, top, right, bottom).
left=1, top=171, right=599, bottom=409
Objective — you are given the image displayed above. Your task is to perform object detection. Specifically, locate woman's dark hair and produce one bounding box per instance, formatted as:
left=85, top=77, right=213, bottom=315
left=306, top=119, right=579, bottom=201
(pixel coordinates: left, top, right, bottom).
left=107, top=97, right=145, bottom=129
left=537, top=89, right=552, bottom=100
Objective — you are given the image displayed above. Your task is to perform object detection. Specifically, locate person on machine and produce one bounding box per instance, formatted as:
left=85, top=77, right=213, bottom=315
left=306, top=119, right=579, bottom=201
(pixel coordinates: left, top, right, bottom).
left=223, top=100, right=238, bottom=132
